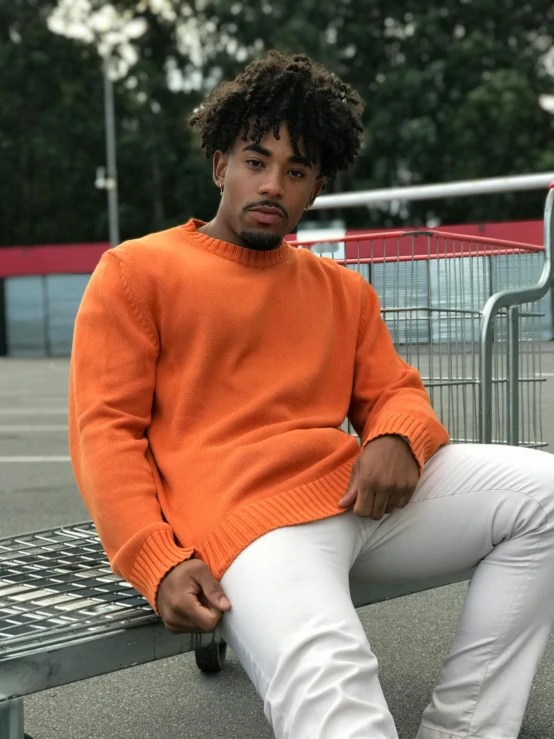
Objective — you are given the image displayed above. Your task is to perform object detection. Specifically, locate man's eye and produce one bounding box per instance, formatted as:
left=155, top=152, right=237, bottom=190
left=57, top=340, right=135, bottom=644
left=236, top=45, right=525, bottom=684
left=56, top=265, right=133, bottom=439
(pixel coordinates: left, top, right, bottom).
left=290, top=170, right=305, bottom=179
left=246, top=159, right=264, bottom=168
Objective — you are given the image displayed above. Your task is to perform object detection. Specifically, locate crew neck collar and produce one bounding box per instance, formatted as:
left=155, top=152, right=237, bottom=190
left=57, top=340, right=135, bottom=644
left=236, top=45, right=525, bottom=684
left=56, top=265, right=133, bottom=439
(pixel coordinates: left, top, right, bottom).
left=179, top=219, right=293, bottom=268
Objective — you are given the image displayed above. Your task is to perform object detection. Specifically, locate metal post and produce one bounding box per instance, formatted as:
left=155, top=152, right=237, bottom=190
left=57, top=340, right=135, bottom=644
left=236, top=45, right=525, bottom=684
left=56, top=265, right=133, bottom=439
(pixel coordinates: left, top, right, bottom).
left=0, top=278, right=7, bottom=356
left=0, top=697, right=25, bottom=739
left=103, top=56, right=120, bottom=248
left=426, top=257, right=432, bottom=347
left=478, top=255, right=495, bottom=444
left=480, top=314, right=493, bottom=444
left=480, top=183, right=554, bottom=445
left=550, top=285, right=554, bottom=339
left=42, top=275, right=51, bottom=357
left=507, top=306, right=520, bottom=446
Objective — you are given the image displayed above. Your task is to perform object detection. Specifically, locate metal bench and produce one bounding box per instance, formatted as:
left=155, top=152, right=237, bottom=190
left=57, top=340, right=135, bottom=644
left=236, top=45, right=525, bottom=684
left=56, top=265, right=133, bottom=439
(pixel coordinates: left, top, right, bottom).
left=0, top=521, right=473, bottom=739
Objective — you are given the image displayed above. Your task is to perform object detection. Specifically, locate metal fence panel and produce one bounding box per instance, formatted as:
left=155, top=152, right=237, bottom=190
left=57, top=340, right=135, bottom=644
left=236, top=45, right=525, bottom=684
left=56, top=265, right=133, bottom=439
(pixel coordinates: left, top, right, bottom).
left=293, top=229, right=549, bottom=449
left=490, top=252, right=550, bottom=341
left=429, top=256, right=489, bottom=344
left=373, top=260, right=430, bottom=345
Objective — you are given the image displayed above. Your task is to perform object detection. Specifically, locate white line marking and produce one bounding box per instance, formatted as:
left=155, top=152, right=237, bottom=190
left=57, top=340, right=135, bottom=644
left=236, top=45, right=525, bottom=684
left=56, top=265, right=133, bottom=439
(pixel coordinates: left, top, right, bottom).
left=0, top=425, right=68, bottom=432
left=0, top=409, right=67, bottom=415
left=0, top=456, right=71, bottom=463
left=537, top=372, right=554, bottom=377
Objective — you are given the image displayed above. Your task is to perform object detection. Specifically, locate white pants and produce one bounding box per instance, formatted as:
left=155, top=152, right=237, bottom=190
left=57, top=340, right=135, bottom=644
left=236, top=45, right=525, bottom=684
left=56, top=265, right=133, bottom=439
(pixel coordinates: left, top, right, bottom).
left=218, top=444, right=554, bottom=739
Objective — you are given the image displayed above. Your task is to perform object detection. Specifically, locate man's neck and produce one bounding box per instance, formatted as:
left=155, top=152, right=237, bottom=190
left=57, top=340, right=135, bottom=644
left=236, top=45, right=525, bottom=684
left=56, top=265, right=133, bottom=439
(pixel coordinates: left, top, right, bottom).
left=197, top=216, right=244, bottom=248
left=197, top=215, right=283, bottom=252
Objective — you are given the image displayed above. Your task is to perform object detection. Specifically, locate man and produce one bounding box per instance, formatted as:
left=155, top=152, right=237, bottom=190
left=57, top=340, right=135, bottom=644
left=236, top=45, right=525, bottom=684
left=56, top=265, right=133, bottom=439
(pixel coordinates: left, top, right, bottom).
left=69, top=51, right=554, bottom=739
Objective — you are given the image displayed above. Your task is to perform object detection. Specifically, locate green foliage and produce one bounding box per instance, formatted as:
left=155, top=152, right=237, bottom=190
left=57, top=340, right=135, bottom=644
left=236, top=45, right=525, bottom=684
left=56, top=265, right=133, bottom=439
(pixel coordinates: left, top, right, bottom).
left=0, top=0, right=553, bottom=245
left=0, top=1, right=105, bottom=244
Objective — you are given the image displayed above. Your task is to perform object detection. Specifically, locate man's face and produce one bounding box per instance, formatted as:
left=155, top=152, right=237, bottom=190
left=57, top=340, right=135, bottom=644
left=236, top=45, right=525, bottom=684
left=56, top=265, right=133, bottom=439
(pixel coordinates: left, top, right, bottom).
left=213, top=122, right=324, bottom=250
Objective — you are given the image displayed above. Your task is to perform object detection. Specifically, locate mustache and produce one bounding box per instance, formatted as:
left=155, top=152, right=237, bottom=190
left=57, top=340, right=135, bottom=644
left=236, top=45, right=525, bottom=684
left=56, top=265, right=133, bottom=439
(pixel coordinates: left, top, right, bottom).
left=243, top=200, right=288, bottom=219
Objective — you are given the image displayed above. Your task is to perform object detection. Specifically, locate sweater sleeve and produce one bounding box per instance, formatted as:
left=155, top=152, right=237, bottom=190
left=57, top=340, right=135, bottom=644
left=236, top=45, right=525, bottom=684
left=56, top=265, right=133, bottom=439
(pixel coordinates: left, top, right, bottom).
left=347, top=278, right=449, bottom=473
left=68, top=250, right=194, bottom=612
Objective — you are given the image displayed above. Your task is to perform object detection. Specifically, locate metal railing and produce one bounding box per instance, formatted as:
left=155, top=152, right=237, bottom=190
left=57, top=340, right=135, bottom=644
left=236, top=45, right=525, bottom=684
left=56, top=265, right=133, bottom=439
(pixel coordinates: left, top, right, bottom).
left=312, top=172, right=554, bottom=210
left=480, top=183, right=554, bottom=444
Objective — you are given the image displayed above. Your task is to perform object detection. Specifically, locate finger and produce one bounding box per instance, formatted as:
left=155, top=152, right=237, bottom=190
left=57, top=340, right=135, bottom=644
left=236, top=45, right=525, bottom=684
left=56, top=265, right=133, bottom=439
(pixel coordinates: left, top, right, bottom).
left=195, top=568, right=232, bottom=611
left=385, top=497, right=397, bottom=514
left=338, top=464, right=358, bottom=508
left=396, top=494, right=411, bottom=509
left=370, top=489, right=390, bottom=520
left=198, top=591, right=210, bottom=608
left=179, top=592, right=223, bottom=632
left=338, top=486, right=358, bottom=508
left=385, top=485, right=409, bottom=513
left=164, top=615, right=199, bottom=634
left=192, top=605, right=223, bottom=632
left=353, top=483, right=376, bottom=518
left=166, top=610, right=220, bottom=634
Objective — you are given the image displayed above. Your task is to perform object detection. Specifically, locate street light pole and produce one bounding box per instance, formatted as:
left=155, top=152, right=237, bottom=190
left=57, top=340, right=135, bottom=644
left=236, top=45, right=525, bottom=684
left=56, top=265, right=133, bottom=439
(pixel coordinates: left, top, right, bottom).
left=103, top=54, right=120, bottom=248
left=51, top=17, right=146, bottom=249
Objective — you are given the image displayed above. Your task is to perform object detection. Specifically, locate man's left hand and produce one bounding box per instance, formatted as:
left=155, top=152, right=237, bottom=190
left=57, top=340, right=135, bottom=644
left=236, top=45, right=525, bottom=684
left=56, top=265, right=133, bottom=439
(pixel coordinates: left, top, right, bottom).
left=338, top=435, right=419, bottom=519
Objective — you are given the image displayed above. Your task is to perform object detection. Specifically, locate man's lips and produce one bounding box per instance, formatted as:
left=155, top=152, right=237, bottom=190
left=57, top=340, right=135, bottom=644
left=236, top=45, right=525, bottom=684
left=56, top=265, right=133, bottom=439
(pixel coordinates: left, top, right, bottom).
left=248, top=208, right=285, bottom=225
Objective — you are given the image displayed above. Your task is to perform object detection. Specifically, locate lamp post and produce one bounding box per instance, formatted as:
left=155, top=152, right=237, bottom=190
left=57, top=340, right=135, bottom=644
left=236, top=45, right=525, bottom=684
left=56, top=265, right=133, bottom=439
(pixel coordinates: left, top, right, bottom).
left=93, top=18, right=147, bottom=248
left=103, top=55, right=119, bottom=248
left=48, top=14, right=147, bottom=248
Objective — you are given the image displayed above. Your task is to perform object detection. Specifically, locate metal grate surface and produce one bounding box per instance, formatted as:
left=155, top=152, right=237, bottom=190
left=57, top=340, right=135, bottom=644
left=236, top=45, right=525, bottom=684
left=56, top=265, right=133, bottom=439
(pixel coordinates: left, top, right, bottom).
left=0, top=523, right=157, bottom=656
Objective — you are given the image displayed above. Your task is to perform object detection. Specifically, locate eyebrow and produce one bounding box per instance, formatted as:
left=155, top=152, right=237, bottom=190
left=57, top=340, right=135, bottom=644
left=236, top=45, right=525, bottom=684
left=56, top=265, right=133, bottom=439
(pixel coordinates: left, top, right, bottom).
left=242, top=143, right=312, bottom=168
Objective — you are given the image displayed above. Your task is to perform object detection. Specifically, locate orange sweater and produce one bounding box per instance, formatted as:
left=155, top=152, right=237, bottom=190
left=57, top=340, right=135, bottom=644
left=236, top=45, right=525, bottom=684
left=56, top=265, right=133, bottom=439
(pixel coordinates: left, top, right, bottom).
left=69, top=220, right=449, bottom=611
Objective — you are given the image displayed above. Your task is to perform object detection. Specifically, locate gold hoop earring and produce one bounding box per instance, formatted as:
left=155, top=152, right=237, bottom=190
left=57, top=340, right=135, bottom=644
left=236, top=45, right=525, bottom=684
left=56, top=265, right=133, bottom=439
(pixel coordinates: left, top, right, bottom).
left=220, top=183, right=224, bottom=196
left=304, top=203, right=311, bottom=212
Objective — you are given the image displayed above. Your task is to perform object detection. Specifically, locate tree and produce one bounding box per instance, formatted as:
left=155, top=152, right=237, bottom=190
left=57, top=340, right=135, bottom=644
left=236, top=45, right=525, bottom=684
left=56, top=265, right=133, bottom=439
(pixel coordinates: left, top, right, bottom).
left=0, top=0, right=106, bottom=245
left=203, top=0, right=554, bottom=226
left=0, top=1, right=217, bottom=245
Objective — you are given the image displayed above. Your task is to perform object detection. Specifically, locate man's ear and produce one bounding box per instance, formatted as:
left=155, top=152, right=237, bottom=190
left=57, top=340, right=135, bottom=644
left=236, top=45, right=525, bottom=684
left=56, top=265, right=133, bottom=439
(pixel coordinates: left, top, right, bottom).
left=213, top=151, right=228, bottom=187
left=309, top=176, right=325, bottom=206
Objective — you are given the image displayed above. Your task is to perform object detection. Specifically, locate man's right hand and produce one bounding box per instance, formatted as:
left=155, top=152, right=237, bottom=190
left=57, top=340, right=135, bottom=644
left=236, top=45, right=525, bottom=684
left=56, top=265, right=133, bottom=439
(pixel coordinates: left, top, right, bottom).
left=157, top=559, right=231, bottom=634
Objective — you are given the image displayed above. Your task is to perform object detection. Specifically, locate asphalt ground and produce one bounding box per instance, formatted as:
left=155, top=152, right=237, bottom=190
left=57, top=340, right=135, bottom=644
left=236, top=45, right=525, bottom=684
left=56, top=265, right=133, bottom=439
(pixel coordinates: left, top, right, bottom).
left=0, top=356, right=553, bottom=739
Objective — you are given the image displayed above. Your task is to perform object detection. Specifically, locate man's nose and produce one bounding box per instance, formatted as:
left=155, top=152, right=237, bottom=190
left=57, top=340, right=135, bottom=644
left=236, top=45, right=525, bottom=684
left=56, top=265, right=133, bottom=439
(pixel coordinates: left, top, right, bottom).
left=259, top=172, right=284, bottom=200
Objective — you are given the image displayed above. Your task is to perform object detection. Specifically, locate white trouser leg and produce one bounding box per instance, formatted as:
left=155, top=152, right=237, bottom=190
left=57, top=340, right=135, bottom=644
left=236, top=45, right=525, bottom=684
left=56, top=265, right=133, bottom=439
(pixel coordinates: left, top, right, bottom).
left=219, top=512, right=399, bottom=739
left=350, top=444, right=554, bottom=739
left=219, top=444, right=554, bottom=739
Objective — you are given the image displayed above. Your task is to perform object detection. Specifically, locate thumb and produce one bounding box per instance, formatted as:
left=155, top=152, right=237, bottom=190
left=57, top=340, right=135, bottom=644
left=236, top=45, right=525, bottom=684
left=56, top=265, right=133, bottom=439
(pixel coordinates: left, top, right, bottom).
left=338, top=463, right=358, bottom=508
left=196, top=566, right=231, bottom=611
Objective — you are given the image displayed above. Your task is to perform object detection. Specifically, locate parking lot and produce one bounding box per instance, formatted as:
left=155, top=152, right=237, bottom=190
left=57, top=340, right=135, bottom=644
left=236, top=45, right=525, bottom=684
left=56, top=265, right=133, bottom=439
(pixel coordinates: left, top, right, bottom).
left=1, top=357, right=553, bottom=739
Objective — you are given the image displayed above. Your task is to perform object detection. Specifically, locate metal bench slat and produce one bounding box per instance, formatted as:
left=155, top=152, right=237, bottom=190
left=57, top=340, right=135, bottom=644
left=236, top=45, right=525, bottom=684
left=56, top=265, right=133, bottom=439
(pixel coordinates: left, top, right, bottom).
left=0, top=522, right=158, bottom=656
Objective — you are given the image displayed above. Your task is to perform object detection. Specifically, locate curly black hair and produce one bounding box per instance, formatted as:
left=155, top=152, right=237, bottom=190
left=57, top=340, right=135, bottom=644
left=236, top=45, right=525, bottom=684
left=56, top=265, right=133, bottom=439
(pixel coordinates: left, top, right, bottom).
left=189, top=51, right=364, bottom=180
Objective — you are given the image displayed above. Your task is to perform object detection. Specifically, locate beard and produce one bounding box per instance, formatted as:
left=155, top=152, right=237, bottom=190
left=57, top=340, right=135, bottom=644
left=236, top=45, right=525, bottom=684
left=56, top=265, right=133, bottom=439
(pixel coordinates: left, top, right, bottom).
left=239, top=229, right=282, bottom=251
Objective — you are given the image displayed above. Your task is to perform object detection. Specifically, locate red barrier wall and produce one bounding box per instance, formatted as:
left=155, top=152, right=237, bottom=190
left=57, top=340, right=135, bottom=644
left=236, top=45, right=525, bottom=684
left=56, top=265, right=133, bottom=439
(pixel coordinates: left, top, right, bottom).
left=0, top=221, right=544, bottom=278
left=0, top=243, right=110, bottom=278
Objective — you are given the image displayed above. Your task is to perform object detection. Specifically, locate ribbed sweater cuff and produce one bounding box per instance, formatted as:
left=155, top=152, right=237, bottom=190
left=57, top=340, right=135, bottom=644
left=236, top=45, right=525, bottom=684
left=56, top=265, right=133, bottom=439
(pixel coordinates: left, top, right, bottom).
left=362, top=413, right=433, bottom=475
left=129, top=527, right=194, bottom=614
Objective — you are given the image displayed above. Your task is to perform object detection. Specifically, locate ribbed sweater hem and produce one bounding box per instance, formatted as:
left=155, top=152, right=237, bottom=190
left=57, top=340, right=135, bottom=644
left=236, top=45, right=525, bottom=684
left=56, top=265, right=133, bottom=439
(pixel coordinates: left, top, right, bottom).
left=197, top=457, right=356, bottom=580
left=128, top=525, right=195, bottom=614
left=362, top=410, right=449, bottom=476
